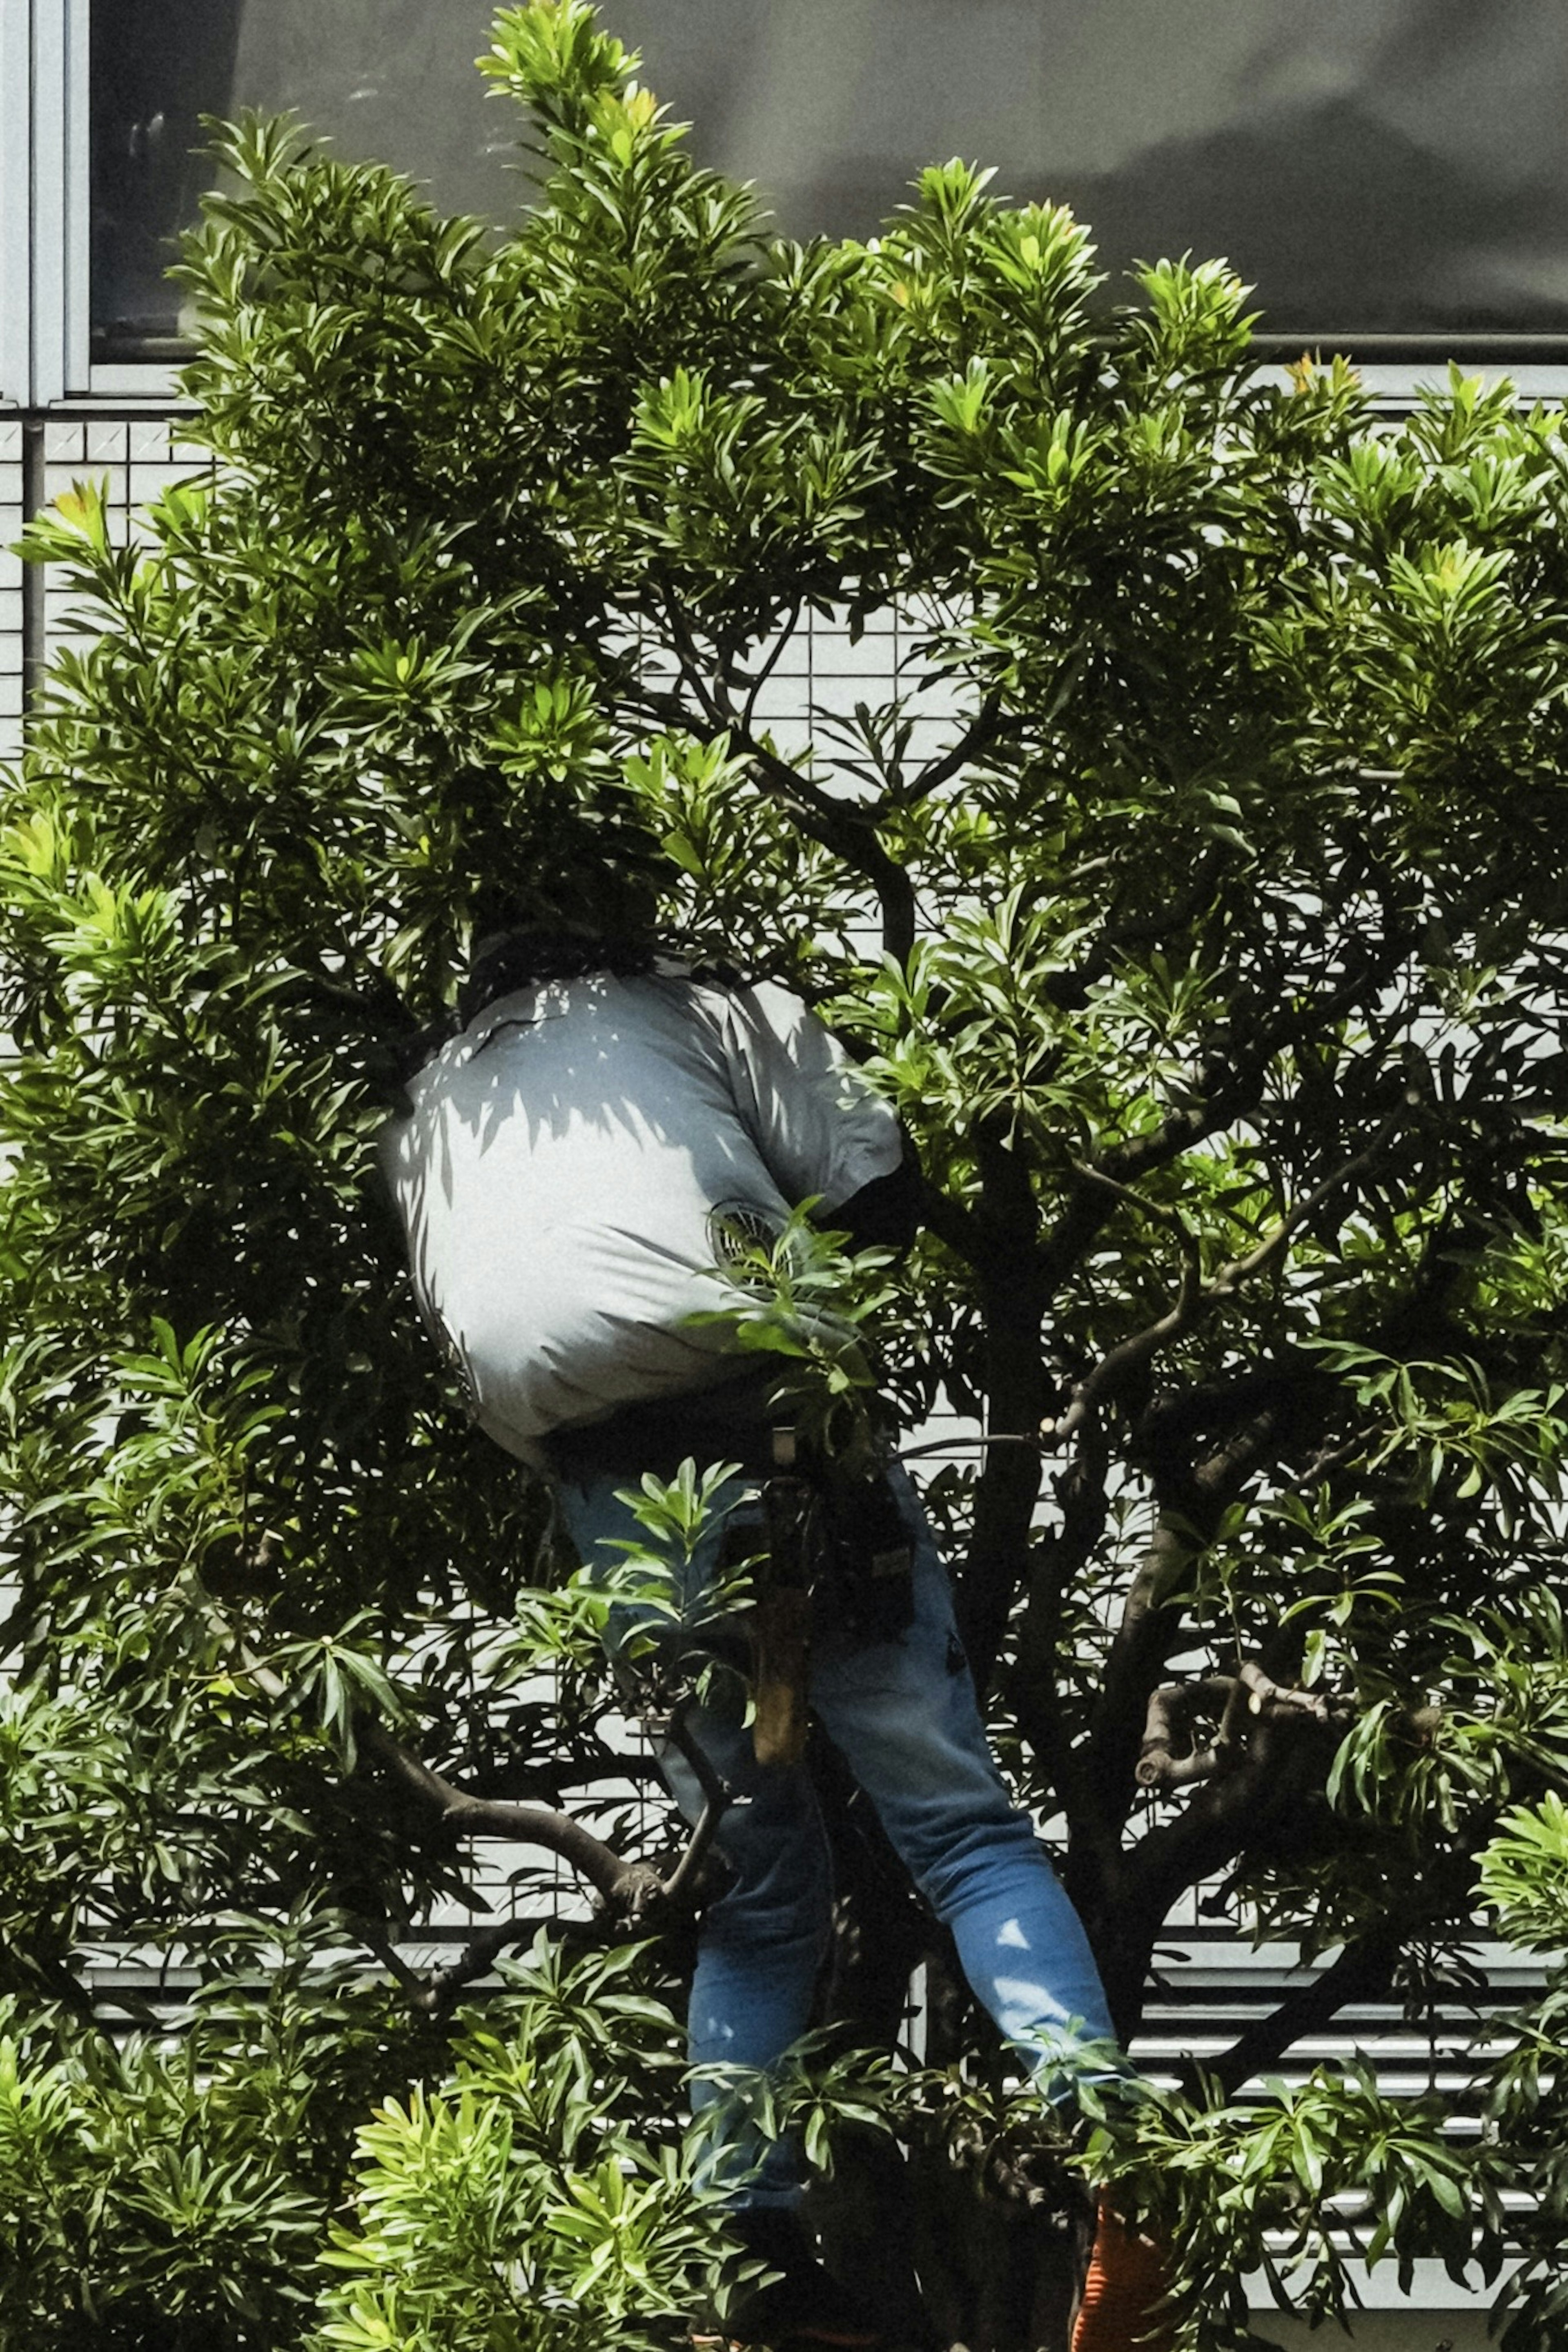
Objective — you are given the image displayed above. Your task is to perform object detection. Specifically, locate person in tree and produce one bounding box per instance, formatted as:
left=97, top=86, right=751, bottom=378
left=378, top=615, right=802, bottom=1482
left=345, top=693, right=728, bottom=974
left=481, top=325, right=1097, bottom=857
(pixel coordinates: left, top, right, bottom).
left=381, top=912, right=1172, bottom=2352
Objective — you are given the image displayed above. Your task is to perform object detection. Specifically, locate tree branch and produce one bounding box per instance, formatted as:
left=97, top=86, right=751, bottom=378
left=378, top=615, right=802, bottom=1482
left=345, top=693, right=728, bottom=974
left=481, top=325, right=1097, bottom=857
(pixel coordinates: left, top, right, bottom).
left=735, top=602, right=802, bottom=738
left=889, top=690, right=1007, bottom=808
left=1136, top=1665, right=1335, bottom=1791
left=956, top=1124, right=1049, bottom=1692
left=1203, top=1924, right=1402, bottom=2099
left=657, top=1698, right=739, bottom=1908
left=412, top=1916, right=559, bottom=2014
left=1204, top=1107, right=1407, bottom=1298
left=1092, top=1696, right=1342, bottom=2029
left=659, top=595, right=921, bottom=963
left=362, top=1721, right=666, bottom=1917
left=1034, top=904, right=1423, bottom=1300
left=1011, top=1411, right=1111, bottom=1809
left=1041, top=1207, right=1201, bottom=1450
left=913, top=1168, right=982, bottom=1263
left=1043, top=1111, right=1404, bottom=1454
left=1081, top=1399, right=1298, bottom=1873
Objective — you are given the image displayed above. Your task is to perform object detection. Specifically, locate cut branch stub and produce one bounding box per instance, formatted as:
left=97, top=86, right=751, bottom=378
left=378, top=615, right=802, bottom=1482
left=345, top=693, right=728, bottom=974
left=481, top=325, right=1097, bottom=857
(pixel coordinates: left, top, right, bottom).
left=1135, top=1665, right=1339, bottom=1791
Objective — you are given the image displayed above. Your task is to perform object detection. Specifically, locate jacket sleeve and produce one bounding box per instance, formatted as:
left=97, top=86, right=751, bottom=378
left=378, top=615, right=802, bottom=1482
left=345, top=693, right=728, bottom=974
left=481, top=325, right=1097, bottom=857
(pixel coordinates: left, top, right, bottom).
left=719, top=981, right=906, bottom=1214
left=833, top=1141, right=924, bottom=1251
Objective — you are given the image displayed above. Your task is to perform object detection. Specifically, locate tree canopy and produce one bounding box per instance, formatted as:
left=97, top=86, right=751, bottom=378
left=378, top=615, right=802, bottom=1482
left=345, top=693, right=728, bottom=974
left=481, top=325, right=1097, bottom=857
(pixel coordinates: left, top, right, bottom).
left=5, top=4, right=1568, bottom=2346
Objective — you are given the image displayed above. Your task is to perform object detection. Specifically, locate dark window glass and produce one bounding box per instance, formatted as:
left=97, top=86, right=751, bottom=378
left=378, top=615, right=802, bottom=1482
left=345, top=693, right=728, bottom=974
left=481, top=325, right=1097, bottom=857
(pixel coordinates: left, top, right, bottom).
left=91, top=0, right=508, bottom=358
left=92, top=0, right=1568, bottom=362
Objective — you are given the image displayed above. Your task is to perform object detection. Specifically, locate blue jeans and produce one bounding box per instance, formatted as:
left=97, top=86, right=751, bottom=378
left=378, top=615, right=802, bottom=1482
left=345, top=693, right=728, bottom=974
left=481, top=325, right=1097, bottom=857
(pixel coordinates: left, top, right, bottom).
left=556, top=1457, right=1119, bottom=2205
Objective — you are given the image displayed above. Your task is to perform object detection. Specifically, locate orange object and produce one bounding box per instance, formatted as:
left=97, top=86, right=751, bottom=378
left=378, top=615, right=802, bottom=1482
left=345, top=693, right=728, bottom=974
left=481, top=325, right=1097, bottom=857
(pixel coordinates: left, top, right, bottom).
left=1071, top=2191, right=1176, bottom=2352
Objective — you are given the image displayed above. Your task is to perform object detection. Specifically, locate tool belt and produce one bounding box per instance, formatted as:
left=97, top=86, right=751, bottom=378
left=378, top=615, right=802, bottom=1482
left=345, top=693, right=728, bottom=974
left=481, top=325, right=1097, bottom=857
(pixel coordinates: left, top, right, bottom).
left=720, top=1425, right=917, bottom=1768
left=549, top=1391, right=916, bottom=1769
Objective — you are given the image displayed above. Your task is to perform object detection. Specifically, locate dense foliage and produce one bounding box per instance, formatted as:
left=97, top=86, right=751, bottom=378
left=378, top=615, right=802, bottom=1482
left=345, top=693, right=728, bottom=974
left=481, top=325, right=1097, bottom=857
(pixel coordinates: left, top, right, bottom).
left=5, top=3, right=1568, bottom=2344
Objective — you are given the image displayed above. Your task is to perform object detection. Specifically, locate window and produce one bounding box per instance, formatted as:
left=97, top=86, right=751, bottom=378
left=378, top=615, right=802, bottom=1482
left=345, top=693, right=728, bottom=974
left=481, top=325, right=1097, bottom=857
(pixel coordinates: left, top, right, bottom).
left=8, top=4, right=1568, bottom=402
left=90, top=0, right=511, bottom=362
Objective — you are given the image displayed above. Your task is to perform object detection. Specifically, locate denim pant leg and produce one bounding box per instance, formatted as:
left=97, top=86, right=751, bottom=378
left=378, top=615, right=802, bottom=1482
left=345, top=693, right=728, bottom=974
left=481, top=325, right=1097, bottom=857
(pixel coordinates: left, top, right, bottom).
left=555, top=1466, right=830, bottom=2206
left=555, top=1455, right=1121, bottom=2204
left=808, top=1469, right=1119, bottom=2077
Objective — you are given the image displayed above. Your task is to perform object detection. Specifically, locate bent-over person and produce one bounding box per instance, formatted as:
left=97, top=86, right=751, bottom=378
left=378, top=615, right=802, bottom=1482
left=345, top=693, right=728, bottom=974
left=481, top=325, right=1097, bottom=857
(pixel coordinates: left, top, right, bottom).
left=381, top=922, right=1172, bottom=2352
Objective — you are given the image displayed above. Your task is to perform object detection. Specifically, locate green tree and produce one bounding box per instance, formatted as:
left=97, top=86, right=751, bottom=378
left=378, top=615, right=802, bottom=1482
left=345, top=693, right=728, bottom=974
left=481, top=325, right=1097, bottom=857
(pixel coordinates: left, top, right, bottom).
left=4, top=4, right=1568, bottom=2344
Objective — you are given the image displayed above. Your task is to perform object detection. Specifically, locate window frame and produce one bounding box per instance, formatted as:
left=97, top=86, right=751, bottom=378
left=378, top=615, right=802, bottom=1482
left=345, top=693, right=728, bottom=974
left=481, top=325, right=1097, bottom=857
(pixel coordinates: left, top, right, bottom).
left=0, top=4, right=30, bottom=402
left=2, top=0, right=180, bottom=406
left=8, top=0, right=1568, bottom=414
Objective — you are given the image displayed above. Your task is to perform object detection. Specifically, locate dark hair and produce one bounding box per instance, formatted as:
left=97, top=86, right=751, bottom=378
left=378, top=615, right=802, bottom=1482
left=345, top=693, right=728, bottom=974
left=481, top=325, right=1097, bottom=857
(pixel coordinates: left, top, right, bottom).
left=456, top=924, right=660, bottom=1028
left=385, top=925, right=745, bottom=1098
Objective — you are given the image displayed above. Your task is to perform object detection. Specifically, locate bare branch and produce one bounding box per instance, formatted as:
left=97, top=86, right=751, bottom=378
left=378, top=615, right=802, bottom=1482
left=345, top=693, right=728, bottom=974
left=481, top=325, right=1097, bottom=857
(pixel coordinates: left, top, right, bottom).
left=229, top=1624, right=737, bottom=2011
left=414, top=1917, right=560, bottom=2014
left=1204, top=1923, right=1403, bottom=2099
left=347, top=1919, right=432, bottom=2002
left=1067, top=1161, right=1194, bottom=1232
left=737, top=603, right=802, bottom=738
left=1134, top=1676, right=1232, bottom=1789
left=1011, top=1410, right=1111, bottom=1809
left=1051, top=912, right=1421, bottom=1264
left=1093, top=1697, right=1349, bottom=2025
left=1205, top=1107, right=1407, bottom=1298
left=657, top=1699, right=740, bottom=1907
left=361, top=1721, right=665, bottom=1917
left=1082, top=1396, right=1296, bottom=1867
left=230, top=1638, right=662, bottom=1915
left=890, top=690, right=1007, bottom=808
left=1042, top=1221, right=1201, bottom=1449
left=956, top=1125, right=1051, bottom=1690
left=913, top=1169, right=982, bottom=1262
left=658, top=595, right=921, bottom=962
left=1237, top=1658, right=1332, bottom=1722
